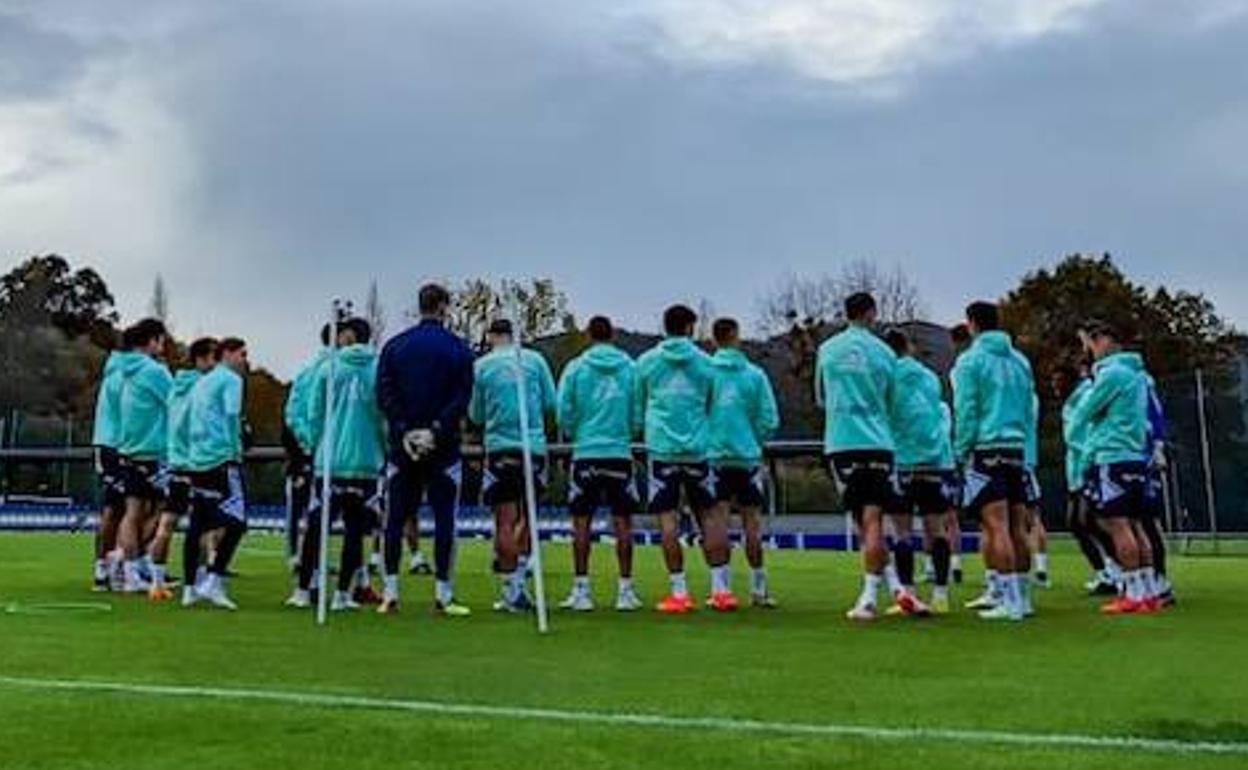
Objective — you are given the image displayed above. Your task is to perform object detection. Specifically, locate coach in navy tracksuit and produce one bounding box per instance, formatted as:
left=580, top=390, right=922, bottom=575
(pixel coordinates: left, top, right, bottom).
left=375, top=283, right=475, bottom=615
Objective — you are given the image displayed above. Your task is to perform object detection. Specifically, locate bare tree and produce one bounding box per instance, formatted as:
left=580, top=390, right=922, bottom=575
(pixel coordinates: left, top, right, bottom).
left=838, top=259, right=925, bottom=325
left=364, top=279, right=386, bottom=346
left=755, top=261, right=925, bottom=335
left=150, top=274, right=169, bottom=323
left=437, top=277, right=572, bottom=351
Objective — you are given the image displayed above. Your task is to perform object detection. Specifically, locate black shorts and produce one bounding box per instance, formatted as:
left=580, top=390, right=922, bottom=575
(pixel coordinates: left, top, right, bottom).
left=647, top=461, right=716, bottom=514
left=895, top=468, right=958, bottom=516
left=568, top=459, right=638, bottom=518
left=482, top=452, right=547, bottom=507
left=95, top=447, right=127, bottom=510
left=309, top=478, right=384, bottom=528
left=825, top=451, right=897, bottom=516
left=188, top=464, right=247, bottom=523
left=713, top=465, right=766, bottom=509
left=122, top=458, right=170, bottom=502
left=1088, top=462, right=1149, bottom=520
left=164, top=474, right=193, bottom=518
left=961, top=449, right=1028, bottom=515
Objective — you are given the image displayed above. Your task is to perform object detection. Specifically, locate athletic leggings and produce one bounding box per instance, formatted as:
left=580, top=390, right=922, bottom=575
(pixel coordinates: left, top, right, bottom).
left=1066, top=493, right=1105, bottom=571
left=1139, top=515, right=1167, bottom=577
left=385, top=456, right=460, bottom=582
left=298, top=483, right=372, bottom=593
left=285, top=472, right=312, bottom=560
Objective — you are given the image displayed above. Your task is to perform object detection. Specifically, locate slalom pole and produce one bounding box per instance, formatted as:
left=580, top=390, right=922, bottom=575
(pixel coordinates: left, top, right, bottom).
left=508, top=300, right=550, bottom=634
left=316, top=299, right=343, bottom=626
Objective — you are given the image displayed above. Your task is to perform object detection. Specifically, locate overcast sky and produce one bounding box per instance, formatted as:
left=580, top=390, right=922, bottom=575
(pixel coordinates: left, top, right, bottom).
left=2, top=0, right=1246, bottom=376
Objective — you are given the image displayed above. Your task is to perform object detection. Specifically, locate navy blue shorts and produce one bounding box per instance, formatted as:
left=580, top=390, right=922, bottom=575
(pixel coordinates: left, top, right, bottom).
left=896, top=468, right=958, bottom=516
left=713, top=465, right=766, bottom=509
left=1088, top=462, right=1149, bottom=520
left=569, top=459, right=638, bottom=518
left=962, top=449, right=1028, bottom=515
left=647, top=461, right=716, bottom=514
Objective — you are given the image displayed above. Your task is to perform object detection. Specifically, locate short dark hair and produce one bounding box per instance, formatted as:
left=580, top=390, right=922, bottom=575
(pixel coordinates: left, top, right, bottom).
left=418, top=283, right=451, bottom=316
left=188, top=337, right=218, bottom=362
left=587, top=316, right=613, bottom=342
left=884, top=329, right=910, bottom=355
left=219, top=337, right=247, bottom=355
left=488, top=318, right=513, bottom=337
left=663, top=304, right=697, bottom=336
left=949, top=323, right=971, bottom=346
left=712, top=317, right=739, bottom=345
left=124, top=318, right=168, bottom=349
left=344, top=317, right=372, bottom=345
left=1082, top=319, right=1119, bottom=342
left=844, top=292, right=876, bottom=321
left=966, top=301, right=1000, bottom=331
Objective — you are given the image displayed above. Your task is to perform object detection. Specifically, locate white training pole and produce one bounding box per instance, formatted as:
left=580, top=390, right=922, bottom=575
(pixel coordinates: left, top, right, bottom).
left=508, top=302, right=549, bottom=634
left=315, top=300, right=342, bottom=626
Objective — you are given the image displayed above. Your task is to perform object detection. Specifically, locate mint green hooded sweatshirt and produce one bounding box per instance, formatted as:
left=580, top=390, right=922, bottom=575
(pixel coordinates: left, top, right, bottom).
left=469, top=345, right=557, bottom=454
left=307, top=344, right=387, bottom=480
left=951, top=330, right=1036, bottom=462
left=890, top=356, right=951, bottom=469
left=92, top=351, right=142, bottom=449
left=815, top=325, right=897, bottom=454
left=557, top=343, right=636, bottom=461
left=187, top=364, right=244, bottom=471
left=634, top=337, right=715, bottom=462
left=707, top=347, right=779, bottom=467
left=1069, top=351, right=1149, bottom=467
left=166, top=369, right=203, bottom=471
left=284, top=349, right=330, bottom=454
left=1062, top=378, right=1094, bottom=491
left=117, top=353, right=173, bottom=461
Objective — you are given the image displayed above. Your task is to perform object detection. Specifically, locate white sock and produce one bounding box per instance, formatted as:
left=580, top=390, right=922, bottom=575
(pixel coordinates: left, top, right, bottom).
left=711, top=565, right=729, bottom=594
left=750, top=567, right=767, bottom=595
left=573, top=575, right=590, bottom=594
left=932, top=585, right=949, bottom=602
left=859, top=573, right=881, bottom=607
left=1020, top=574, right=1032, bottom=609
left=152, top=564, right=166, bottom=587
left=1125, top=570, right=1143, bottom=601
left=410, top=551, right=426, bottom=567
left=383, top=574, right=399, bottom=596
left=669, top=571, right=688, bottom=596
left=517, top=554, right=530, bottom=575
left=1142, top=567, right=1157, bottom=597
left=123, top=559, right=142, bottom=585
left=951, top=554, right=963, bottom=570
left=435, top=579, right=453, bottom=605
left=884, top=564, right=904, bottom=596
left=985, top=569, right=999, bottom=597
left=618, top=577, right=634, bottom=594
left=507, top=570, right=527, bottom=600
left=93, top=559, right=107, bottom=580
left=1035, top=553, right=1049, bottom=574
left=354, top=567, right=369, bottom=589
left=1006, top=574, right=1023, bottom=612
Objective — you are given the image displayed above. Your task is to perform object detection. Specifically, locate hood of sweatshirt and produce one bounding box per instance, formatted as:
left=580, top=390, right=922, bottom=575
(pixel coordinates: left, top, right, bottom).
left=974, top=330, right=1016, bottom=357
left=1095, top=350, right=1145, bottom=375
left=337, top=343, right=376, bottom=369
left=711, top=347, right=749, bottom=371
left=582, top=343, right=631, bottom=372
left=657, top=337, right=702, bottom=365
left=171, top=369, right=202, bottom=398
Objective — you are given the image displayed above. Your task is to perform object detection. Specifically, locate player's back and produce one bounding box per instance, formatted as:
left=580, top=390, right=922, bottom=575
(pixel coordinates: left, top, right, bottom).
left=816, top=325, right=896, bottom=453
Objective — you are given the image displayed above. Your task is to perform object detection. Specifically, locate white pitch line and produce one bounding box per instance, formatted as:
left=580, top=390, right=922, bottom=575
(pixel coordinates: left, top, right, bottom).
left=0, top=675, right=1244, bottom=757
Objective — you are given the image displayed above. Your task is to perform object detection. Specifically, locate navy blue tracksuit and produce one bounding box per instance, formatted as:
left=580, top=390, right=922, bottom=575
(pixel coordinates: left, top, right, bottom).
left=376, top=319, right=474, bottom=581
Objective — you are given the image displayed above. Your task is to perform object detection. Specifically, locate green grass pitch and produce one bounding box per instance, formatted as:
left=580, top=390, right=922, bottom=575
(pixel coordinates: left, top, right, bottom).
left=1, top=532, right=1246, bottom=769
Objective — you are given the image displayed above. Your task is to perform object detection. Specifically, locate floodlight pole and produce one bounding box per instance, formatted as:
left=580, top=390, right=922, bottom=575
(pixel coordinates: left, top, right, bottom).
left=509, top=298, right=550, bottom=634
left=1194, top=369, right=1219, bottom=555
